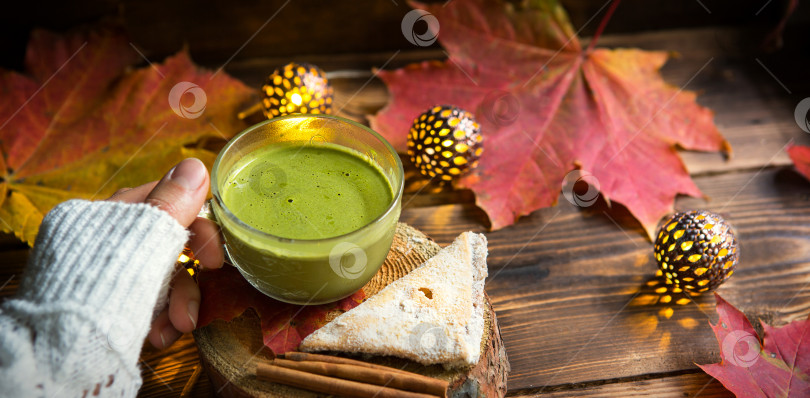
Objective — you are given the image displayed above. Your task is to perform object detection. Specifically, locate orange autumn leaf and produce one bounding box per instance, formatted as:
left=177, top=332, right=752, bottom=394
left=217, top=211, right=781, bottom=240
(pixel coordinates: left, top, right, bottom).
left=370, top=0, right=730, bottom=238
left=0, top=26, right=254, bottom=245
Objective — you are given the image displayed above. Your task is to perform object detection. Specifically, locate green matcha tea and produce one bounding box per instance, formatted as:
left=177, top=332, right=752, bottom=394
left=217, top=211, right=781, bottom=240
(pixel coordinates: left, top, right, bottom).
left=214, top=141, right=401, bottom=305
left=222, top=143, right=393, bottom=240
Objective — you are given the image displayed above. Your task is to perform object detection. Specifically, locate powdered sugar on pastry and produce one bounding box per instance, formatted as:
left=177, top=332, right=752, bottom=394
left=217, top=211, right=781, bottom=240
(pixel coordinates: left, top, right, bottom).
left=299, top=232, right=488, bottom=368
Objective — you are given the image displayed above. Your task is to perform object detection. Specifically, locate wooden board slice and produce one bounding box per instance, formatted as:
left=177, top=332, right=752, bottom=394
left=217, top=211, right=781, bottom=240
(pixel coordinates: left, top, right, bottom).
left=193, top=223, right=510, bottom=397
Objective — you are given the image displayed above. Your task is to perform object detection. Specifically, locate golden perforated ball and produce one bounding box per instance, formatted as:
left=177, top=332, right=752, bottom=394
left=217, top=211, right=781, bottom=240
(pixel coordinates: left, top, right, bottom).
left=654, top=210, right=739, bottom=294
left=407, top=105, right=483, bottom=182
left=261, top=62, right=333, bottom=118
left=177, top=247, right=200, bottom=280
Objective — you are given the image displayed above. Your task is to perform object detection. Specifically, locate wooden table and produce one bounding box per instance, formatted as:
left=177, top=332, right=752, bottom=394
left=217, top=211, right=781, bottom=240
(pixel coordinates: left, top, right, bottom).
left=2, top=27, right=809, bottom=397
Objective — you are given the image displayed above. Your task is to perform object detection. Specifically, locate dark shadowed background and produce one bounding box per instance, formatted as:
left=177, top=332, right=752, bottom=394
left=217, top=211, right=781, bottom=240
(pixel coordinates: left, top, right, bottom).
left=0, top=0, right=807, bottom=73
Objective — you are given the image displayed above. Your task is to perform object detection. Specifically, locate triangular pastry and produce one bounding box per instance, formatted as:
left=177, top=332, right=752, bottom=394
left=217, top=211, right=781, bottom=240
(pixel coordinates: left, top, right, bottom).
left=299, top=232, right=488, bottom=368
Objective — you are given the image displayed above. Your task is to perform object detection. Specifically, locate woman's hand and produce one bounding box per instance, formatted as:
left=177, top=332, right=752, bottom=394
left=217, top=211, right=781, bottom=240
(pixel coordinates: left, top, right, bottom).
left=106, top=158, right=224, bottom=349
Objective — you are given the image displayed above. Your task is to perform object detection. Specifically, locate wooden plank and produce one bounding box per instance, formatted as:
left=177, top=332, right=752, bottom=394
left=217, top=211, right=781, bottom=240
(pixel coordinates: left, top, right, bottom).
left=509, top=372, right=733, bottom=397
left=398, top=167, right=810, bottom=390
left=602, top=28, right=810, bottom=175
left=138, top=334, right=211, bottom=398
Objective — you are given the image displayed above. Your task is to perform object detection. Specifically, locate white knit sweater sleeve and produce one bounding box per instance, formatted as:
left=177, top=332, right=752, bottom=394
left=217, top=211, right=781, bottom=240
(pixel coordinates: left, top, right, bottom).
left=0, top=199, right=189, bottom=397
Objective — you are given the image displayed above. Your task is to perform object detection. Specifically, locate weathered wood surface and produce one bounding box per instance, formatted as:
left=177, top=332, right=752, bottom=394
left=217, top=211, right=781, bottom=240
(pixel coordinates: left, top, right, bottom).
left=511, top=373, right=733, bottom=397
left=401, top=167, right=810, bottom=389
left=0, top=25, right=808, bottom=397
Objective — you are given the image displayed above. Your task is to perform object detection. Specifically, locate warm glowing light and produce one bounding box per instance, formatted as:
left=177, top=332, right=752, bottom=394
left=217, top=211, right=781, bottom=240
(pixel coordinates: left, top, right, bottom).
left=290, top=93, right=303, bottom=106
left=659, top=331, right=672, bottom=350
left=634, top=294, right=659, bottom=306
left=178, top=254, right=190, bottom=263
left=659, top=307, right=674, bottom=319
left=678, top=317, right=699, bottom=329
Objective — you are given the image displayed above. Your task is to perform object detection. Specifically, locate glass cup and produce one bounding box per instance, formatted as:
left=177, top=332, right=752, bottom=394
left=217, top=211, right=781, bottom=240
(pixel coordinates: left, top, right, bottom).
left=209, top=115, right=403, bottom=305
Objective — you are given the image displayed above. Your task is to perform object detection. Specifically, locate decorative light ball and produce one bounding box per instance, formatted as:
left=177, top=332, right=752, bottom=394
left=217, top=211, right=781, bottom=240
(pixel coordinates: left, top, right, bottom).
left=407, top=105, right=483, bottom=182
left=654, top=210, right=739, bottom=294
left=177, top=247, right=200, bottom=279
left=261, top=62, right=333, bottom=118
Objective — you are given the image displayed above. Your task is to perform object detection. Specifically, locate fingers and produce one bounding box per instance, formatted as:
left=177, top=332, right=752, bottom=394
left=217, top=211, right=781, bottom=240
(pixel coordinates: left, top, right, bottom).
left=121, top=158, right=214, bottom=350
left=168, top=269, right=201, bottom=334
left=188, top=217, right=224, bottom=269
left=145, top=158, right=209, bottom=227
left=147, top=308, right=182, bottom=349
left=106, top=181, right=159, bottom=203
left=147, top=269, right=204, bottom=349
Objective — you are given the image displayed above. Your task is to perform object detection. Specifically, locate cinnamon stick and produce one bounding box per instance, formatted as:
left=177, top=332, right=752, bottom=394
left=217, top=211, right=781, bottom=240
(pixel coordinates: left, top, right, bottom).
left=284, top=351, right=414, bottom=375
left=272, top=358, right=448, bottom=397
left=256, top=363, right=438, bottom=398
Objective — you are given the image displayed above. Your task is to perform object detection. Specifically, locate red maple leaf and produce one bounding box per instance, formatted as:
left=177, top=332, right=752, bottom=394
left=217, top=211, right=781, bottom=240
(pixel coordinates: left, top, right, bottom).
left=0, top=25, right=253, bottom=245
left=370, top=0, right=729, bottom=238
left=699, top=294, right=810, bottom=397
left=197, top=265, right=365, bottom=354
left=788, top=145, right=810, bottom=182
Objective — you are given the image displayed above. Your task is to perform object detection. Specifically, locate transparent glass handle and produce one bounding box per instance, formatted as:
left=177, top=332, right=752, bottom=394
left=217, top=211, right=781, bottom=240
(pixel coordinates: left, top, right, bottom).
left=197, top=200, right=217, bottom=224
left=179, top=200, right=226, bottom=278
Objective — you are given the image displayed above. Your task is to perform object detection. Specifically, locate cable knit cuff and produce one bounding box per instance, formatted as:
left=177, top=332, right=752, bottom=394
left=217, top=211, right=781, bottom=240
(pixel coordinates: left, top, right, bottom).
left=0, top=200, right=189, bottom=397
left=18, top=199, right=188, bottom=331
